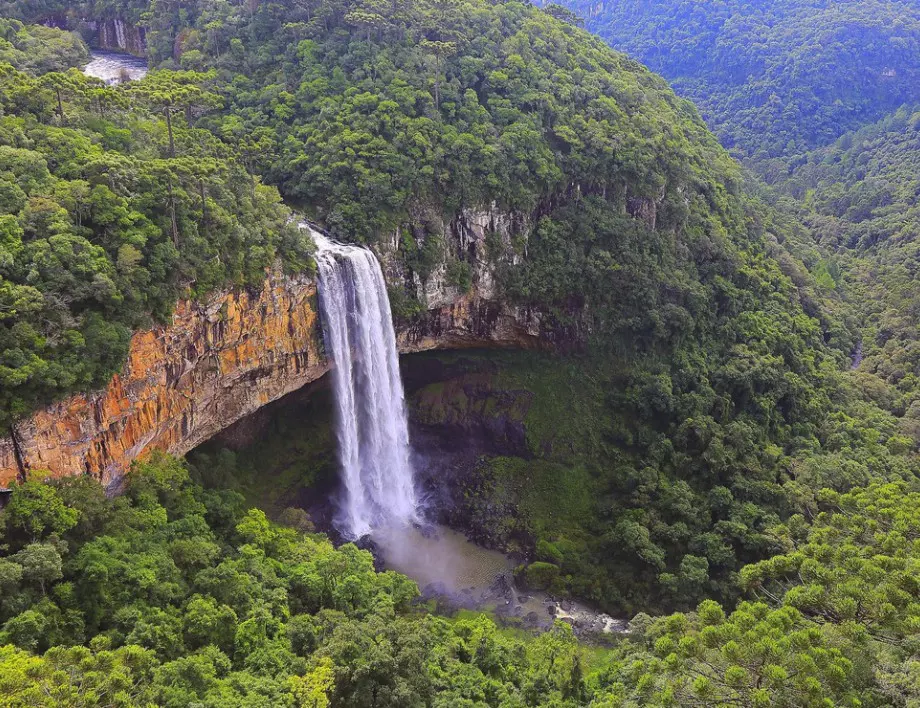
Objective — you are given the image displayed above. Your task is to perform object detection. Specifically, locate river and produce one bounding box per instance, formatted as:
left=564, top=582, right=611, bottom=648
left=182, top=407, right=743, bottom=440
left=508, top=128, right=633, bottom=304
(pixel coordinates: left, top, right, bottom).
left=375, top=523, right=628, bottom=635
left=83, top=50, right=148, bottom=84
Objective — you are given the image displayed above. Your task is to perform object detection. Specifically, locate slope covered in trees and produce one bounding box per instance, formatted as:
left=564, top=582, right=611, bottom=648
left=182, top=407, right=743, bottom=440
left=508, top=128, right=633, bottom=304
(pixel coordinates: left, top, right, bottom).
left=0, top=24, right=311, bottom=427
left=5, top=453, right=920, bottom=705
left=782, top=107, right=920, bottom=423
left=557, top=0, right=920, bottom=164
left=553, top=0, right=920, bottom=431
left=0, top=0, right=919, bottom=705
left=3, top=455, right=920, bottom=707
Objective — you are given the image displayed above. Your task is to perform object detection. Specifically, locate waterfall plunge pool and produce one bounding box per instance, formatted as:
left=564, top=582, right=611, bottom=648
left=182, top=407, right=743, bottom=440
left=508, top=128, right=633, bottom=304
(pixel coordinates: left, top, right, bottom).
left=373, top=522, right=627, bottom=635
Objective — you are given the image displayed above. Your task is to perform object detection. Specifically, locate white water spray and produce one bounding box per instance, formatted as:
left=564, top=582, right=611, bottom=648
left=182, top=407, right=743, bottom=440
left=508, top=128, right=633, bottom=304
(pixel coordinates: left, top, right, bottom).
left=310, top=227, right=419, bottom=539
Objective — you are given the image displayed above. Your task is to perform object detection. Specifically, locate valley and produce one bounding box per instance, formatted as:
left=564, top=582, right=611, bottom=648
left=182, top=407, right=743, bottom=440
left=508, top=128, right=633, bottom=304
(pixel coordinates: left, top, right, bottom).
left=0, top=0, right=919, bottom=705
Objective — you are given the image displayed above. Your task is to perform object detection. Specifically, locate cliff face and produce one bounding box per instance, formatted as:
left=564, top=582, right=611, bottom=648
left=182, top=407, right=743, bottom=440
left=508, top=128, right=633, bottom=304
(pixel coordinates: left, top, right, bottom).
left=86, top=19, right=147, bottom=56
left=0, top=268, right=323, bottom=488
left=0, top=257, right=542, bottom=488
left=43, top=16, right=148, bottom=56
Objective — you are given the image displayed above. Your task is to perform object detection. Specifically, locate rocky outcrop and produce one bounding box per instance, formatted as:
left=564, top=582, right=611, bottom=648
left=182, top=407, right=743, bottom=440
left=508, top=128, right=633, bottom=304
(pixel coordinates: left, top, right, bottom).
left=90, top=19, right=147, bottom=56
left=43, top=15, right=147, bottom=56
left=0, top=262, right=542, bottom=489
left=0, top=268, right=323, bottom=489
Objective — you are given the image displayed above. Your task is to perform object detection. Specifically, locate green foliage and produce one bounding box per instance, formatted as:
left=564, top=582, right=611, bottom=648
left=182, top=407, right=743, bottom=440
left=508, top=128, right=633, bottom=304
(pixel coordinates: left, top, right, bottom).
left=0, top=455, right=610, bottom=707
left=565, top=0, right=920, bottom=162
left=741, top=482, right=920, bottom=644
left=408, top=348, right=915, bottom=617
left=593, top=601, right=862, bottom=706
left=0, top=19, right=87, bottom=75
left=0, top=52, right=311, bottom=426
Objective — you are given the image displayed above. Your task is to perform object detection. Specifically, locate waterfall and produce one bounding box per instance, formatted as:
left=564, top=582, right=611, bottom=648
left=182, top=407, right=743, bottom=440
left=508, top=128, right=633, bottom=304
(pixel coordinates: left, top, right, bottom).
left=310, top=228, right=419, bottom=539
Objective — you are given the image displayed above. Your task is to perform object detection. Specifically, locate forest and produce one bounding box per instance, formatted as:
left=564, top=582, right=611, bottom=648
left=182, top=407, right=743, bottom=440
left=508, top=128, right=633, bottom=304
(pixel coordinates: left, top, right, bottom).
left=0, top=0, right=919, bottom=705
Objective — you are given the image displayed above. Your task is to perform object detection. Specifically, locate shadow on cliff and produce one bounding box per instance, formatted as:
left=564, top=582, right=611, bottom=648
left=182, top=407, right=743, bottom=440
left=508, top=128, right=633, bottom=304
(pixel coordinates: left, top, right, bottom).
left=185, top=349, right=559, bottom=548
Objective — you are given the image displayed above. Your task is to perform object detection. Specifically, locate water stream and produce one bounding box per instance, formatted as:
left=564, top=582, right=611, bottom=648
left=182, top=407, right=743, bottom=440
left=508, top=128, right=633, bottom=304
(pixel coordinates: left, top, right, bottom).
left=311, top=228, right=420, bottom=539
left=309, top=226, right=626, bottom=634
left=82, top=50, right=148, bottom=84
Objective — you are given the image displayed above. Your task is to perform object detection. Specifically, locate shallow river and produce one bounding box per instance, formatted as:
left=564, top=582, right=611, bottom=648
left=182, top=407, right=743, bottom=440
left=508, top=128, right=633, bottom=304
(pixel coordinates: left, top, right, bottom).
left=83, top=50, right=148, bottom=84
left=375, top=523, right=628, bottom=635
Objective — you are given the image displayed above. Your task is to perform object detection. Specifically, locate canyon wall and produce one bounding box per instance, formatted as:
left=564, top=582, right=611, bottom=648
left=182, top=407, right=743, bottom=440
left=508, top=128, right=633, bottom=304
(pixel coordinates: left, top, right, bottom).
left=43, top=16, right=148, bottom=56
left=0, top=250, right=542, bottom=488
left=86, top=19, right=147, bottom=56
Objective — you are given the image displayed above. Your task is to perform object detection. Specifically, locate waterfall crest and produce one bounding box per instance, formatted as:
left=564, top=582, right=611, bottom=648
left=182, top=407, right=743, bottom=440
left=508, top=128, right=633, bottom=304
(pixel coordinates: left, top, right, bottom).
left=311, top=228, right=419, bottom=538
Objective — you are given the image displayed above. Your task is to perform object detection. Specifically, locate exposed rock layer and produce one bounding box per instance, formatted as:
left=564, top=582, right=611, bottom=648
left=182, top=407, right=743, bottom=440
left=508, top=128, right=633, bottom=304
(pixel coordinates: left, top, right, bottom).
left=43, top=15, right=148, bottom=56
left=0, top=268, right=540, bottom=488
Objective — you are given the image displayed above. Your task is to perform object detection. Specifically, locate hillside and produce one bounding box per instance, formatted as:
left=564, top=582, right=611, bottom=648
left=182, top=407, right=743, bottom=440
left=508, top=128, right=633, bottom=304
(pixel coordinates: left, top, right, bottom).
left=784, top=106, right=920, bottom=419
left=559, top=0, right=920, bottom=163
left=0, top=0, right=918, bottom=705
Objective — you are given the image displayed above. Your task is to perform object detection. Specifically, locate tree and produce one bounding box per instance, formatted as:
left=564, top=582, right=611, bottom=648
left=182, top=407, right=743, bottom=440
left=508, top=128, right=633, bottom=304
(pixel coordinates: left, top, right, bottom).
left=601, top=600, right=862, bottom=707
left=13, top=543, right=62, bottom=594
left=130, top=70, right=221, bottom=157
left=36, top=69, right=86, bottom=123
left=1, top=480, right=78, bottom=542
left=419, top=40, right=456, bottom=111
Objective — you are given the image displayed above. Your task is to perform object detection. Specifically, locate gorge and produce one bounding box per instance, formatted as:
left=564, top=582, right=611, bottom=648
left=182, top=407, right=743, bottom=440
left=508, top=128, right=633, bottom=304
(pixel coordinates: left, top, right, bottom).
left=0, top=220, right=544, bottom=489
left=4, top=2, right=920, bottom=702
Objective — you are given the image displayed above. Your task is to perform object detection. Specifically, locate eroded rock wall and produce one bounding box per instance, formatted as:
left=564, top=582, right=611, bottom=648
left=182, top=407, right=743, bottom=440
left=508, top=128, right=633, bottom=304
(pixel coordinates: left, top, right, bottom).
left=0, top=268, right=324, bottom=488
left=43, top=16, right=148, bottom=56
left=0, top=263, right=542, bottom=488
left=89, top=19, right=147, bottom=56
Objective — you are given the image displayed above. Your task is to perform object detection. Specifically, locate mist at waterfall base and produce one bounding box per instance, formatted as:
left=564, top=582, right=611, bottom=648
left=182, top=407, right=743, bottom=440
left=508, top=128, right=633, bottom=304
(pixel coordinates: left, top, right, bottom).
left=310, top=227, right=531, bottom=601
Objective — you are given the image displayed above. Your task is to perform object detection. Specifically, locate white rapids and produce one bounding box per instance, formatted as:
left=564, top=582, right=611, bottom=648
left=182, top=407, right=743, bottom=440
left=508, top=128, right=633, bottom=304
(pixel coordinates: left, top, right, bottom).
left=310, top=227, right=419, bottom=539
left=83, top=50, right=148, bottom=85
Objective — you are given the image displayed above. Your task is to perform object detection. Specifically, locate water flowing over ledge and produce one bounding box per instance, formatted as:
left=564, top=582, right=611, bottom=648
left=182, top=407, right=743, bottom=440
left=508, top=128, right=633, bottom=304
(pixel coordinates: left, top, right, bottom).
left=312, top=229, right=419, bottom=538
left=0, top=222, right=545, bottom=488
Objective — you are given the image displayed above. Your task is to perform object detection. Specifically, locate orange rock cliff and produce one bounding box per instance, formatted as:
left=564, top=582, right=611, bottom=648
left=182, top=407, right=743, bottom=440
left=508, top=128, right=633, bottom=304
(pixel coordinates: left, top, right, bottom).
left=0, top=264, right=542, bottom=488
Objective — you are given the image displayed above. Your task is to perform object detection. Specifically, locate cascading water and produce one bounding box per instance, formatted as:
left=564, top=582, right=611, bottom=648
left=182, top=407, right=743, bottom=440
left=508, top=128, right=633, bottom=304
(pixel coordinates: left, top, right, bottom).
left=310, top=227, right=419, bottom=539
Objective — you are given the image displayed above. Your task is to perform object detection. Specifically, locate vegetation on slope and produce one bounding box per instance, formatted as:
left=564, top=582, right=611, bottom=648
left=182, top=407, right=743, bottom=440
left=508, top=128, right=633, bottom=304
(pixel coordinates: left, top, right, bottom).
left=2, top=455, right=919, bottom=705
left=780, top=107, right=920, bottom=421
left=0, top=1, right=918, bottom=704
left=0, top=26, right=312, bottom=427
left=553, top=1, right=920, bottom=430
left=558, top=0, right=920, bottom=163
left=0, top=19, right=87, bottom=74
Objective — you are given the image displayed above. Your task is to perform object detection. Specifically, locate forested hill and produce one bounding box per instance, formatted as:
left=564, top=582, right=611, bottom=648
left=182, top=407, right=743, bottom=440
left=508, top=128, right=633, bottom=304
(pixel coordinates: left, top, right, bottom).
left=2, top=0, right=916, bottom=608
left=3, top=1, right=920, bottom=705
left=0, top=19, right=312, bottom=429
left=551, top=0, right=920, bottom=433
left=557, top=0, right=920, bottom=163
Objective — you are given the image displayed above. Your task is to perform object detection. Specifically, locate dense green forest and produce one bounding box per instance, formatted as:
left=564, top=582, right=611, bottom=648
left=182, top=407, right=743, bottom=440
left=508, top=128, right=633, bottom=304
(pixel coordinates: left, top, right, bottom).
left=552, top=0, right=920, bottom=449
left=558, top=0, right=920, bottom=164
left=781, top=106, right=920, bottom=421
left=2, top=454, right=919, bottom=706
left=0, top=19, right=311, bottom=427
left=0, top=0, right=919, bottom=704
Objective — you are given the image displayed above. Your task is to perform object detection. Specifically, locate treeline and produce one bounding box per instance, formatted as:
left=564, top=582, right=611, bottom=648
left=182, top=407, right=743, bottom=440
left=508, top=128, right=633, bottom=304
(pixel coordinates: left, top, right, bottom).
left=560, top=0, right=920, bottom=163
left=0, top=23, right=311, bottom=427
left=1, top=455, right=919, bottom=705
